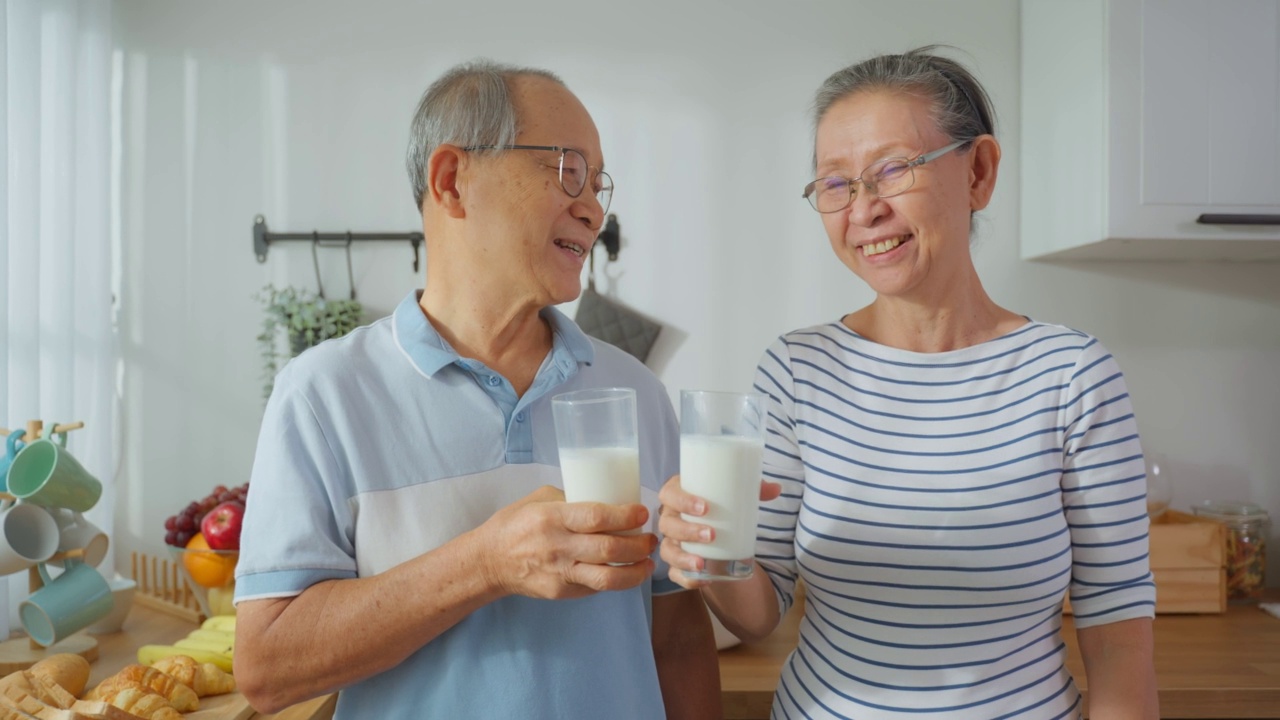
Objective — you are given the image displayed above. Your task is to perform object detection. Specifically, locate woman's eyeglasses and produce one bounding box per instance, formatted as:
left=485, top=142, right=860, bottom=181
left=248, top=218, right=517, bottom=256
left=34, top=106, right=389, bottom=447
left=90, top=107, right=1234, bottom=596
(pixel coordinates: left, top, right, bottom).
left=802, top=140, right=969, bottom=213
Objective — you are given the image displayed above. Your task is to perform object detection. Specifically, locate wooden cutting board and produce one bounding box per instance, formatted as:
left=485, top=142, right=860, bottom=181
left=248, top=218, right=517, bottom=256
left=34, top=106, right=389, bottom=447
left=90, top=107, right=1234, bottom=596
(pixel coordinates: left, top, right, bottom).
left=183, top=692, right=255, bottom=720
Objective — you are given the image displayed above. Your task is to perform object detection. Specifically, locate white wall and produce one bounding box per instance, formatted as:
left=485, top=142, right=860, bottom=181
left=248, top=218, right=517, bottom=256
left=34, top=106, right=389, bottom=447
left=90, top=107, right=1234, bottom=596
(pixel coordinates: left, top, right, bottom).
left=112, top=0, right=1280, bottom=586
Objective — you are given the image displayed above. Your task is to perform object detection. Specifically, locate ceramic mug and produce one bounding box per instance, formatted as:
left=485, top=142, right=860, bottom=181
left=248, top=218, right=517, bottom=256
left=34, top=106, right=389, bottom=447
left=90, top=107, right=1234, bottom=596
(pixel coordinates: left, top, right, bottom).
left=0, top=429, right=26, bottom=491
left=48, top=508, right=109, bottom=569
left=20, top=559, right=114, bottom=647
left=86, top=574, right=136, bottom=635
left=0, top=503, right=60, bottom=575
left=6, top=428, right=102, bottom=512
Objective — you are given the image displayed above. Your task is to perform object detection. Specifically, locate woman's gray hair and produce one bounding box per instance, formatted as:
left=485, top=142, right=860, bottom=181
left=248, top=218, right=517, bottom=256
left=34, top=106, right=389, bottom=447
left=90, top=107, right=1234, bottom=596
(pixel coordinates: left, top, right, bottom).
left=811, top=45, right=996, bottom=170
left=405, top=60, right=565, bottom=210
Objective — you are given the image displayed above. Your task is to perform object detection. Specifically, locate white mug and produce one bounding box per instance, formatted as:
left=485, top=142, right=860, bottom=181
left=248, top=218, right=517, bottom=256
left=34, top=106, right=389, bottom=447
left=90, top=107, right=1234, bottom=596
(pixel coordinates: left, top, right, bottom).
left=48, top=508, right=109, bottom=569
left=0, top=503, right=60, bottom=575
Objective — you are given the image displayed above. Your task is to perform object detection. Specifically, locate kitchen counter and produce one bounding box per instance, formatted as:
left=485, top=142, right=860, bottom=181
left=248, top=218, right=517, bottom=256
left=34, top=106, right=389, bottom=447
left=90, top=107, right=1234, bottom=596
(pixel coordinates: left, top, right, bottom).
left=83, top=604, right=336, bottom=720
left=62, top=589, right=1280, bottom=719
left=718, top=590, right=1280, bottom=719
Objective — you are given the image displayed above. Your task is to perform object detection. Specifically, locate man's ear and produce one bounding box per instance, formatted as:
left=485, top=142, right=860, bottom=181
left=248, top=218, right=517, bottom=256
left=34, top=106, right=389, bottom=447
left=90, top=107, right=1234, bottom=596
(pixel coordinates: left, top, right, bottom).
left=967, top=134, right=1001, bottom=212
left=427, top=144, right=466, bottom=219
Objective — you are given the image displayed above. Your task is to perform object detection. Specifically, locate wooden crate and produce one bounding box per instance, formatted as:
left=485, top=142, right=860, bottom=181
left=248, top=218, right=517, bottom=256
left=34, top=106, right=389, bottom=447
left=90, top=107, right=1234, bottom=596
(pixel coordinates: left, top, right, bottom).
left=1065, top=509, right=1226, bottom=615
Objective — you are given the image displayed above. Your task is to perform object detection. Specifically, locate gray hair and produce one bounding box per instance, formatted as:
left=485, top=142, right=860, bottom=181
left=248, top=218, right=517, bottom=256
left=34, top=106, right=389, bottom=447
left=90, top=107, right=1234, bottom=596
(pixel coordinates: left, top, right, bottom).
left=405, top=60, right=565, bottom=210
left=811, top=45, right=996, bottom=170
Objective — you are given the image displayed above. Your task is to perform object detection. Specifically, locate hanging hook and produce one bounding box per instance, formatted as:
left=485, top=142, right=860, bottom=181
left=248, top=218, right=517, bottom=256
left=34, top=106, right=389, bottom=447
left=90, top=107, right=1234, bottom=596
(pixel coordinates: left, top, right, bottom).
left=345, top=232, right=356, bottom=301
left=410, top=235, right=422, bottom=274
left=598, top=214, right=621, bottom=261
left=311, top=231, right=326, bottom=299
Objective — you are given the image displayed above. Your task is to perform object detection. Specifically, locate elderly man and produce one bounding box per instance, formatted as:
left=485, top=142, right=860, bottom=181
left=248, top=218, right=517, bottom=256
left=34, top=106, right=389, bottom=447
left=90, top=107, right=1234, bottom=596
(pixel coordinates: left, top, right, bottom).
left=232, top=61, right=721, bottom=719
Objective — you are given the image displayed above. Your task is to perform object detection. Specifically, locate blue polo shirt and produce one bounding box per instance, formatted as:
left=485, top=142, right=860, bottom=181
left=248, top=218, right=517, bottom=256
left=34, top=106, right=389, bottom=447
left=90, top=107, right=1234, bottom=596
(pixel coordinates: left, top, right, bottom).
left=237, top=290, right=681, bottom=720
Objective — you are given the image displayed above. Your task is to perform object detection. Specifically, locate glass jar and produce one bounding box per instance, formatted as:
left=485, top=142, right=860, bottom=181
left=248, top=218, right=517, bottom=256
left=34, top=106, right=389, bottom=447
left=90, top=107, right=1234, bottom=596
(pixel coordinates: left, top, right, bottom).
left=1192, top=501, right=1270, bottom=602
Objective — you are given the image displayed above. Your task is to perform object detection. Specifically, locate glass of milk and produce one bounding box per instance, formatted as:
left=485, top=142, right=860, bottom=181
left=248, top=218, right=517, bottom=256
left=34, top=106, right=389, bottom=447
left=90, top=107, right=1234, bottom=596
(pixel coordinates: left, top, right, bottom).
left=679, top=390, right=766, bottom=581
left=551, top=387, right=643, bottom=535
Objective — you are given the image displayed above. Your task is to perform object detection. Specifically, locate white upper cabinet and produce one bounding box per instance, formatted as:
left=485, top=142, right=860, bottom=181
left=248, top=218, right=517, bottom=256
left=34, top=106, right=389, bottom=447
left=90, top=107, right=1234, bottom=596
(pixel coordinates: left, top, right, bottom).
left=1021, top=0, right=1280, bottom=260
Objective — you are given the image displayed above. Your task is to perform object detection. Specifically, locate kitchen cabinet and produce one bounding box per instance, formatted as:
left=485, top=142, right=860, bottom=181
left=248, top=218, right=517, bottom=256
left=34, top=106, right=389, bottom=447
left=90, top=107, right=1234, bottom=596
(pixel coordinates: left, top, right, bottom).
left=1020, top=0, right=1280, bottom=260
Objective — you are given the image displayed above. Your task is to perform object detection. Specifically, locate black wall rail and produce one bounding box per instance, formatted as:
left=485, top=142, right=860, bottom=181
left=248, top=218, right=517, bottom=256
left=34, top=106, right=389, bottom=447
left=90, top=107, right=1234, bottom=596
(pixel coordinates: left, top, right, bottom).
left=253, top=215, right=425, bottom=272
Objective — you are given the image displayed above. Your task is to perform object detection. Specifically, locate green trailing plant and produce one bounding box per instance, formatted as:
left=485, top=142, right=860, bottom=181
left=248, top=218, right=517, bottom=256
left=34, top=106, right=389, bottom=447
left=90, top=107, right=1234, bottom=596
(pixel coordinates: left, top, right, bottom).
left=257, top=285, right=363, bottom=399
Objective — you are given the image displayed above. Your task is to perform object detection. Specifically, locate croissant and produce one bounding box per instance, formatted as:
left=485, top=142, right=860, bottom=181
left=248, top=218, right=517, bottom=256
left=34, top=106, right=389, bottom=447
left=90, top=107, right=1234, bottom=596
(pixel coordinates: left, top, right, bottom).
left=85, top=666, right=195, bottom=713
left=82, top=687, right=180, bottom=720
left=149, top=656, right=235, bottom=697
left=73, top=698, right=162, bottom=720
left=29, top=655, right=91, bottom=699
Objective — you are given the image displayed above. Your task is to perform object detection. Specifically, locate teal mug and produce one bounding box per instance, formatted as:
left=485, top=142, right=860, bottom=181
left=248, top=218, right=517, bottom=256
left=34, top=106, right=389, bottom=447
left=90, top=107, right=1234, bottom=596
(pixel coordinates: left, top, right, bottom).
left=0, top=429, right=26, bottom=492
left=6, top=427, right=102, bottom=512
left=19, top=559, right=114, bottom=647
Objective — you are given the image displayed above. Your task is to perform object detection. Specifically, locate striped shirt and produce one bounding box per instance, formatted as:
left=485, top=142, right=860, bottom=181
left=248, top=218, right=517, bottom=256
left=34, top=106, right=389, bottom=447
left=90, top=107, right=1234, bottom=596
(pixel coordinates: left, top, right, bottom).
left=752, top=320, right=1155, bottom=719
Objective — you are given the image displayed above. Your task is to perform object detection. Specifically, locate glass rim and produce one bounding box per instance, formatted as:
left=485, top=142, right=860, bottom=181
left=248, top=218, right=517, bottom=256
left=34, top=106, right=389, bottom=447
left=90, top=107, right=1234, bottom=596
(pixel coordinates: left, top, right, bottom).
left=1192, top=500, right=1269, bottom=522
left=551, top=386, right=636, bottom=406
left=166, top=543, right=240, bottom=557
left=680, top=389, right=766, bottom=401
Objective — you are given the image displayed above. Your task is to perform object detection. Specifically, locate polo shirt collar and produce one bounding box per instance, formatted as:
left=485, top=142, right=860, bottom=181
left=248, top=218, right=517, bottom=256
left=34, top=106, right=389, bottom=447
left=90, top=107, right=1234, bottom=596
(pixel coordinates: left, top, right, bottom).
left=393, top=290, right=596, bottom=378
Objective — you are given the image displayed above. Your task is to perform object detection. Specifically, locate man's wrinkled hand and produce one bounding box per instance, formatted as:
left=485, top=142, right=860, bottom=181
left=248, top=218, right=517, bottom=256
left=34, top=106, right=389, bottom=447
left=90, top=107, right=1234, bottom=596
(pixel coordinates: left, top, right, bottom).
left=479, top=486, right=657, bottom=600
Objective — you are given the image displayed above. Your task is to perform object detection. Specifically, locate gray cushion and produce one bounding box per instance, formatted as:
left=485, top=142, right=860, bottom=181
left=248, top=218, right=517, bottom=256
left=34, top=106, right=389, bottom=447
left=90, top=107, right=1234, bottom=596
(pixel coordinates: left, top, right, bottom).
left=574, top=287, right=662, bottom=364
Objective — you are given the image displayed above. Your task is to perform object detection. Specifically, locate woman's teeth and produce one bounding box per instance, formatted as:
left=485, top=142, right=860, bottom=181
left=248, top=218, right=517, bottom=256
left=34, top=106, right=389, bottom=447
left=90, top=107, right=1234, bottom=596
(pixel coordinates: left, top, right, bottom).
left=862, top=236, right=904, bottom=256
left=555, top=239, right=585, bottom=257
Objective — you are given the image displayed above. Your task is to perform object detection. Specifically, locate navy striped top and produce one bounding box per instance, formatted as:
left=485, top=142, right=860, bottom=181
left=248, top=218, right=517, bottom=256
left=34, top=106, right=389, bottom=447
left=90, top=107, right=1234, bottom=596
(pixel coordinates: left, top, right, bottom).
left=752, top=320, right=1155, bottom=719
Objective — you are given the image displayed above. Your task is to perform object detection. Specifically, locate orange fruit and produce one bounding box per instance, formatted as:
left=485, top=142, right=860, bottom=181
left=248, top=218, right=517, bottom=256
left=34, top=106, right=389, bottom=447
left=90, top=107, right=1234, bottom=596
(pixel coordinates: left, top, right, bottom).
left=183, top=533, right=238, bottom=589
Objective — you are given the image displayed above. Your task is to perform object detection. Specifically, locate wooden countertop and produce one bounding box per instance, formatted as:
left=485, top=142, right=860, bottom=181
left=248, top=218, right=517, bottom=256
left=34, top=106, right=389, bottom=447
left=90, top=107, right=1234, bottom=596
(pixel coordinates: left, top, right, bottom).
left=718, top=591, right=1280, bottom=719
left=84, top=604, right=336, bottom=720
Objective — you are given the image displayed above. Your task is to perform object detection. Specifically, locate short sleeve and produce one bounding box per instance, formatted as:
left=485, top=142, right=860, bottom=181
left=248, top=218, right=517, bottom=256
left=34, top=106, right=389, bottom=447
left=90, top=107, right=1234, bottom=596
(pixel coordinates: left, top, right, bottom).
left=751, top=337, right=806, bottom=616
left=1060, top=338, right=1157, bottom=627
left=235, top=363, right=360, bottom=603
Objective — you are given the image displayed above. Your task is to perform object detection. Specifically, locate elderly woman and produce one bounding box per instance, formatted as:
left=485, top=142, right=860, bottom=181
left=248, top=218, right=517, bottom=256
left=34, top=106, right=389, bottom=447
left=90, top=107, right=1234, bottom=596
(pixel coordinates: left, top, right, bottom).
left=660, top=47, right=1158, bottom=718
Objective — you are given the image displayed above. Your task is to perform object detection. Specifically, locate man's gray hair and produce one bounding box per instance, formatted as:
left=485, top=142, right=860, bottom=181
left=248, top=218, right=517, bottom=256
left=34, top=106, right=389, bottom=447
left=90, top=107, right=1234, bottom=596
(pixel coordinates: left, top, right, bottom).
left=810, top=45, right=996, bottom=170
left=406, top=60, right=565, bottom=210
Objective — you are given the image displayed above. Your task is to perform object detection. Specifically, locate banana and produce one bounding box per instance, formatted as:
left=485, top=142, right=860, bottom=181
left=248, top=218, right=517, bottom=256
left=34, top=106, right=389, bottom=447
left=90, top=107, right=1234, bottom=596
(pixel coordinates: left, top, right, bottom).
left=175, top=637, right=235, bottom=656
left=137, top=644, right=233, bottom=673
left=189, top=628, right=236, bottom=646
left=201, top=615, right=237, bottom=633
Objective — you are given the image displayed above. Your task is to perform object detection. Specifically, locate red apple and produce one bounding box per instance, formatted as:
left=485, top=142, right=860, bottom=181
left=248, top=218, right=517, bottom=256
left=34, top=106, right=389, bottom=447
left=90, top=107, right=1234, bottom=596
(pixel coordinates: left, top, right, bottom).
left=200, top=501, right=245, bottom=551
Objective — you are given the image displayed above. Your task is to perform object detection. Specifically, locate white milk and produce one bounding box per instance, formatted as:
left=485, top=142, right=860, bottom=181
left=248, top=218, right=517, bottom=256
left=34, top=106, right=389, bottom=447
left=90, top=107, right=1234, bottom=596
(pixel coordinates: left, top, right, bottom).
left=679, top=434, right=763, bottom=560
left=558, top=446, right=641, bottom=506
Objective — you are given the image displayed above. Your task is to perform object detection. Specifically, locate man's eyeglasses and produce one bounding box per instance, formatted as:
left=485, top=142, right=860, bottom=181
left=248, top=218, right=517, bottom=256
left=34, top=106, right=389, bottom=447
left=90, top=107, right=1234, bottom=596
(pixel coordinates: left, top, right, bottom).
left=464, top=144, right=613, bottom=215
left=802, top=140, right=970, bottom=214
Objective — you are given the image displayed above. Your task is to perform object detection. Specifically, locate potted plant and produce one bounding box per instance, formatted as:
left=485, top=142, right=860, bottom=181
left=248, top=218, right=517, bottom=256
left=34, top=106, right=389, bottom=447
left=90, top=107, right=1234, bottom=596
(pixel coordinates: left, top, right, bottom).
left=256, top=285, right=363, bottom=399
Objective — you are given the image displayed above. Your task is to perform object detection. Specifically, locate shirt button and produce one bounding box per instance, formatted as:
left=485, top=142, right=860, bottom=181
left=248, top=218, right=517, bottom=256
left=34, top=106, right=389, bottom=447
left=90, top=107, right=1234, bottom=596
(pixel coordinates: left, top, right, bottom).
left=515, top=411, right=526, bottom=423
left=486, top=376, right=501, bottom=387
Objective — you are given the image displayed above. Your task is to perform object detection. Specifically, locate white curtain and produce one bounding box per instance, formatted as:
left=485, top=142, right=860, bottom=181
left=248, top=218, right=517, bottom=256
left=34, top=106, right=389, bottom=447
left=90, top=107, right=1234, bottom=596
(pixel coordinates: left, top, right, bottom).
left=1, top=0, right=117, bottom=635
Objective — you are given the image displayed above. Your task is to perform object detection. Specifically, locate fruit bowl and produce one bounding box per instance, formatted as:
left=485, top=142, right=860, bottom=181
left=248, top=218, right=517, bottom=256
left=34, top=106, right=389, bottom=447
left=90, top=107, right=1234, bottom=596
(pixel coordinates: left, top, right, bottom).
left=165, top=542, right=238, bottom=619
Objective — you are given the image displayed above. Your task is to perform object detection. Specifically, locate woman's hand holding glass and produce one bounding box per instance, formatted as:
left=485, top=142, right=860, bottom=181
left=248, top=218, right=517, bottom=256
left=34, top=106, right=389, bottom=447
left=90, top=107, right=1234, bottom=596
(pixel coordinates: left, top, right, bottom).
left=657, top=475, right=782, bottom=589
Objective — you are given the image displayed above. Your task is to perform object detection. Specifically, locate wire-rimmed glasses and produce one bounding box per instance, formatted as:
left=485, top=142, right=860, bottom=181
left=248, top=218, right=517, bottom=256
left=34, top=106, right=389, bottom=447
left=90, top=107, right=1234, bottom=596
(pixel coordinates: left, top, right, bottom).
left=464, top=144, right=613, bottom=215
left=802, top=140, right=969, bottom=214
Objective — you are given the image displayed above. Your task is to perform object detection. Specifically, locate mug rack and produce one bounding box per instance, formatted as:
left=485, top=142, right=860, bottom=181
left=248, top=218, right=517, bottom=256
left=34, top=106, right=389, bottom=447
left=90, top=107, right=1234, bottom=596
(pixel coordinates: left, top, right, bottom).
left=0, top=419, right=100, bottom=672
